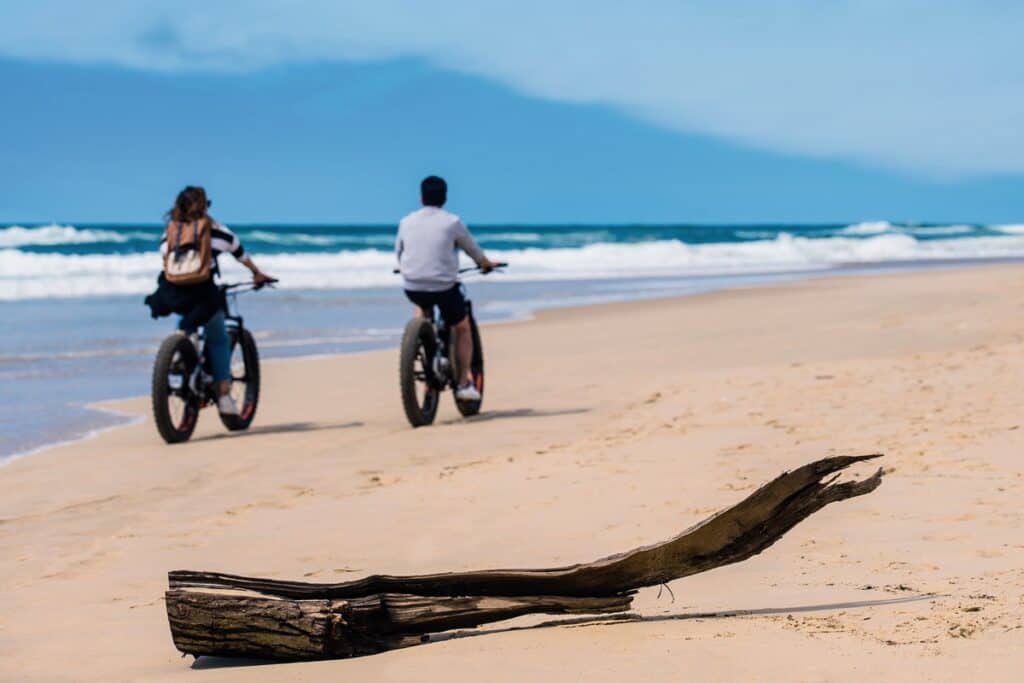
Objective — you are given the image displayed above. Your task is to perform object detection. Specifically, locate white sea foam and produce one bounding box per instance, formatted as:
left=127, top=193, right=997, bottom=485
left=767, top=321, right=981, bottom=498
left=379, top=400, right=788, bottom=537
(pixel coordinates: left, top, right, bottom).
left=837, top=222, right=977, bottom=237
left=991, top=224, right=1024, bottom=234
left=243, top=230, right=397, bottom=247
left=5, top=232, right=1024, bottom=301
left=0, top=224, right=146, bottom=247
left=838, top=221, right=893, bottom=235
left=903, top=224, right=975, bottom=236
left=477, top=232, right=545, bottom=243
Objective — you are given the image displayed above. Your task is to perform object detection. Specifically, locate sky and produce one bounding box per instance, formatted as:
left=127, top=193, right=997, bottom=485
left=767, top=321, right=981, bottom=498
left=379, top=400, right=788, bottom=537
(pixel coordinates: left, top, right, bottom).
left=2, top=1, right=1022, bottom=223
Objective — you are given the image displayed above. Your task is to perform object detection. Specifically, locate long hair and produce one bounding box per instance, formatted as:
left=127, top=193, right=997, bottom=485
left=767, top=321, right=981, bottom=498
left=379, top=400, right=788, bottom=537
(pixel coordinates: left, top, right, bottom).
left=168, top=186, right=211, bottom=224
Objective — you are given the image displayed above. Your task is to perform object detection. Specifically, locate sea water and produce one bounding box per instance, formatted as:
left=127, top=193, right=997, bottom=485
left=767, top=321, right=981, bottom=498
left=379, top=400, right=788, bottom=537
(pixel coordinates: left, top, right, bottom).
left=2, top=221, right=1023, bottom=460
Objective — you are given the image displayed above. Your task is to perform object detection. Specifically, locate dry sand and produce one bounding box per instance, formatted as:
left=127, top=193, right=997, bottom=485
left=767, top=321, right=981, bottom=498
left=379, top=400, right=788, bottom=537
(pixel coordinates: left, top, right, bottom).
left=2, top=265, right=1023, bottom=681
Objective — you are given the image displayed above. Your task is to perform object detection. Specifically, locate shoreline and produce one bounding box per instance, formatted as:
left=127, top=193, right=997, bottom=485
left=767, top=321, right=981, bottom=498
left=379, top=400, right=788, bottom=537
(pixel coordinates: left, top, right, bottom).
left=0, top=404, right=142, bottom=467
left=6, top=256, right=1022, bottom=465
left=0, top=265, right=884, bottom=464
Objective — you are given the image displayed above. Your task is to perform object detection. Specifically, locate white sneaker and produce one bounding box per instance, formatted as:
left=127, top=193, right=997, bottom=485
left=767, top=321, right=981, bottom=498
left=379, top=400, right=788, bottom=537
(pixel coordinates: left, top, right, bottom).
left=217, top=394, right=240, bottom=416
left=455, top=382, right=481, bottom=401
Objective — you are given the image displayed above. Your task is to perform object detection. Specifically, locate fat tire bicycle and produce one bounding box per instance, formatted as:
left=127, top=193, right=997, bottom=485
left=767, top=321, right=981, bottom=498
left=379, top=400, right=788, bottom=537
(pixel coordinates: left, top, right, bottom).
left=151, top=280, right=272, bottom=444
left=397, top=265, right=504, bottom=427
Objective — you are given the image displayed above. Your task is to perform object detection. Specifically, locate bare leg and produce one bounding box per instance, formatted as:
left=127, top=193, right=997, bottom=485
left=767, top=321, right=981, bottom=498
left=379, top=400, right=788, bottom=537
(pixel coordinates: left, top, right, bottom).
left=218, top=380, right=232, bottom=397
left=454, top=317, right=473, bottom=385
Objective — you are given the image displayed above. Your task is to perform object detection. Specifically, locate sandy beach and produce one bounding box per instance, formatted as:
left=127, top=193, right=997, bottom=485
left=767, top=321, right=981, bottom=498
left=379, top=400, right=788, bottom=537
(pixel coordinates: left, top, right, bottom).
left=2, top=265, right=1023, bottom=681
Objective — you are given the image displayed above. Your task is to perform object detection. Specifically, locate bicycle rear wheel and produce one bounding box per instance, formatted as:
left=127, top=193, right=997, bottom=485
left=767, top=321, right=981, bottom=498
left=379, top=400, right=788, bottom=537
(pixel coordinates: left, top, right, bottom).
left=151, top=334, right=201, bottom=444
left=219, top=326, right=261, bottom=431
left=454, top=314, right=485, bottom=417
left=399, top=317, right=441, bottom=427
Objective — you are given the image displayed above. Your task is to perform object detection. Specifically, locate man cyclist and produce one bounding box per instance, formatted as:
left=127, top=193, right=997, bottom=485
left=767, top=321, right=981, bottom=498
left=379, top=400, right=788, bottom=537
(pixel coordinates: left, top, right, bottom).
left=395, top=175, right=499, bottom=401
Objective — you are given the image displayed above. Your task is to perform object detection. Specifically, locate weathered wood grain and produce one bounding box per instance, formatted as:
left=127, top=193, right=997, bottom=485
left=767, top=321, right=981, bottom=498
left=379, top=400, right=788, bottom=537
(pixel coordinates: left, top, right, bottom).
left=166, top=454, right=883, bottom=661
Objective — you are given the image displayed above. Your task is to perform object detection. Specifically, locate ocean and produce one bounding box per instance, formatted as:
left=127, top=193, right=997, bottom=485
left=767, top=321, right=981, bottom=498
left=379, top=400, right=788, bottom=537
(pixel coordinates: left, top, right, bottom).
left=3, top=220, right=1024, bottom=461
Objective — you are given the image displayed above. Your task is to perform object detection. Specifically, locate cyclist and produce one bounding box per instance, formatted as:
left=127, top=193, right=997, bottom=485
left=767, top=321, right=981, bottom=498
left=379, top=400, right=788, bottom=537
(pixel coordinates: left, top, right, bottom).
left=145, top=186, right=274, bottom=416
left=395, top=176, right=499, bottom=401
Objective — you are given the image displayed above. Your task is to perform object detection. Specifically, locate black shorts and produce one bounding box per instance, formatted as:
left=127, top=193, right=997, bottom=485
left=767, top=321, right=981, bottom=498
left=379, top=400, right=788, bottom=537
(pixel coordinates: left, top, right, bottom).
left=404, top=284, right=467, bottom=327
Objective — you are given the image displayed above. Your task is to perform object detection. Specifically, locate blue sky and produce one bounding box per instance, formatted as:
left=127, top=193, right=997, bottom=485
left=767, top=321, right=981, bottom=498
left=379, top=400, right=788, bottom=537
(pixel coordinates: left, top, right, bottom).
left=2, top=1, right=1023, bottom=223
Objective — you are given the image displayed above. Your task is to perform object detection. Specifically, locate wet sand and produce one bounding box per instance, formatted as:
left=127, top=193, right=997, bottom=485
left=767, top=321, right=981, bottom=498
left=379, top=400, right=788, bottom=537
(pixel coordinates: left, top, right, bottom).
left=2, top=265, right=1023, bottom=681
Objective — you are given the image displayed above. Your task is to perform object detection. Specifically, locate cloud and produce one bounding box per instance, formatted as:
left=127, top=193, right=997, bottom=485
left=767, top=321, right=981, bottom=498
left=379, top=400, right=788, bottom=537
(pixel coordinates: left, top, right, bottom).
left=4, top=1, right=1023, bottom=177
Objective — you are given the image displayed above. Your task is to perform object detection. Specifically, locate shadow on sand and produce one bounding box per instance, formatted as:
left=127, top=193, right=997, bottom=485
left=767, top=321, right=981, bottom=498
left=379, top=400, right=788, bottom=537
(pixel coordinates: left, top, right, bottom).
left=432, top=593, right=940, bottom=644
left=447, top=407, right=591, bottom=424
left=189, top=593, right=937, bottom=670
left=190, top=420, right=363, bottom=443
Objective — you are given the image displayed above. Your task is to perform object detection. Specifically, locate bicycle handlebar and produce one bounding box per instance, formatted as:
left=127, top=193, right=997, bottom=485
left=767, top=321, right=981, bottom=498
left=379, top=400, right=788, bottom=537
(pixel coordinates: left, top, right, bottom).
left=221, top=278, right=279, bottom=293
left=392, top=263, right=508, bottom=275
left=459, top=262, right=508, bottom=274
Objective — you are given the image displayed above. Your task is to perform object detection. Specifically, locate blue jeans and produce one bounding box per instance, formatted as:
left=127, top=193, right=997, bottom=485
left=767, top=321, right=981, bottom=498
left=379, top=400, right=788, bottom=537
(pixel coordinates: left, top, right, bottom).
left=179, top=310, right=232, bottom=383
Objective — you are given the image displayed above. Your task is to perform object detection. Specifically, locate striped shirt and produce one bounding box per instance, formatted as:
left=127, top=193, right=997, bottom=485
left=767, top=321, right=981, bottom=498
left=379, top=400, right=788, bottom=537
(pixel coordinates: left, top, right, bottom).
left=159, top=220, right=245, bottom=271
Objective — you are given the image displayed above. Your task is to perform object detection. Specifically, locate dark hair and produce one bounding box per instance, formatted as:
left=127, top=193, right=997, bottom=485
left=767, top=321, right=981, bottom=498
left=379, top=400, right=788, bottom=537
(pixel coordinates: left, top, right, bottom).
left=168, top=185, right=212, bottom=223
left=420, top=175, right=447, bottom=208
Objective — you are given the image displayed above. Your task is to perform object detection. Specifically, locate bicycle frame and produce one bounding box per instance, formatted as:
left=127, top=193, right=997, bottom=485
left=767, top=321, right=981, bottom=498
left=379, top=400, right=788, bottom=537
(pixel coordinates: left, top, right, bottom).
left=224, top=291, right=245, bottom=330
left=183, top=285, right=250, bottom=404
left=424, top=284, right=473, bottom=390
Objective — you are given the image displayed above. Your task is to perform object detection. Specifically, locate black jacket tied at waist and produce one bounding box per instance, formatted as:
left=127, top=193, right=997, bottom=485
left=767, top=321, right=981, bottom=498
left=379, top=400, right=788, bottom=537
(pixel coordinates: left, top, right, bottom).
left=144, top=273, right=224, bottom=333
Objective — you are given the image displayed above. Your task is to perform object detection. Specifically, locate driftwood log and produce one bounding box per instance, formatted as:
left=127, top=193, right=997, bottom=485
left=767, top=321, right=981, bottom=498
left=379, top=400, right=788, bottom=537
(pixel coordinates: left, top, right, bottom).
left=166, top=454, right=883, bottom=660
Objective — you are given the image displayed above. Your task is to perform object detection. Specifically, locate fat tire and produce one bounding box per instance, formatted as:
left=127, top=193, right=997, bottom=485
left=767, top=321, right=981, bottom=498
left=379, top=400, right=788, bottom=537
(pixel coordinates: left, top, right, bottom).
left=151, top=334, right=200, bottom=444
left=219, top=327, right=261, bottom=432
left=400, top=317, right=440, bottom=427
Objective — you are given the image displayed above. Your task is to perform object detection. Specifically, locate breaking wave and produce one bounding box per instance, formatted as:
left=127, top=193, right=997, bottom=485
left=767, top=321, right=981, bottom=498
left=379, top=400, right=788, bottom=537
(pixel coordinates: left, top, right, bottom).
left=6, top=231, right=1024, bottom=301
left=0, top=224, right=140, bottom=247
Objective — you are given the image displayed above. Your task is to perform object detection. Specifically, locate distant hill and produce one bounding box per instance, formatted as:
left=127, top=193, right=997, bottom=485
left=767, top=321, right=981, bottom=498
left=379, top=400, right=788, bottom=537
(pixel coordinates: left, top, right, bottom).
left=1, top=58, right=1021, bottom=223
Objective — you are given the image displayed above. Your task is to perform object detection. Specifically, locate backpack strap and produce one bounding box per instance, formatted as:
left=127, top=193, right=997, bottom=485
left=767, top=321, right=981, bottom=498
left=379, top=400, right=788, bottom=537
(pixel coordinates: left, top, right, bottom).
left=171, top=220, right=204, bottom=252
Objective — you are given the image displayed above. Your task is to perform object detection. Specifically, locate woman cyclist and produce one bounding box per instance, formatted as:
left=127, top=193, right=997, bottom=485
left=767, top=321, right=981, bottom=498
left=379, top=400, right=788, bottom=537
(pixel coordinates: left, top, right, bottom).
left=146, top=186, right=274, bottom=416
